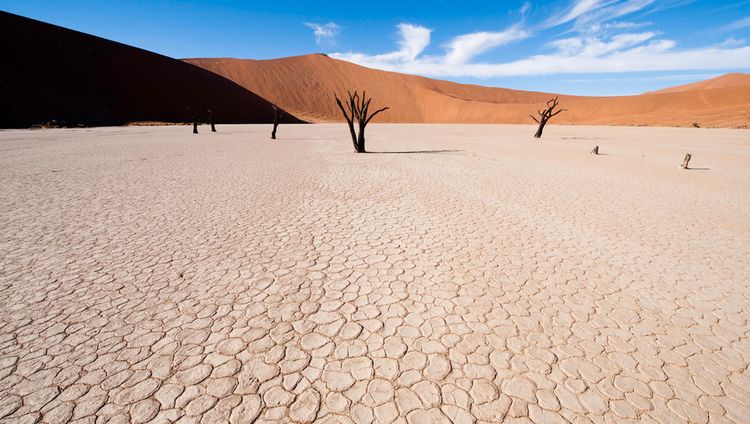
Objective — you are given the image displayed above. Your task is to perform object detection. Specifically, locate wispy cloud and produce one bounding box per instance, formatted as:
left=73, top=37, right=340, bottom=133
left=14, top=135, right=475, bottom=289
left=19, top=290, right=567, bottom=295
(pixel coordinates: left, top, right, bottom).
left=329, top=0, right=750, bottom=79
left=545, top=0, right=611, bottom=27
left=333, top=29, right=750, bottom=78
left=637, top=0, right=697, bottom=17
left=304, top=22, right=340, bottom=47
left=443, top=27, right=529, bottom=65
left=332, top=23, right=529, bottom=72
left=336, top=24, right=431, bottom=65
left=568, top=0, right=657, bottom=34
left=718, top=37, right=747, bottom=47
left=520, top=2, right=532, bottom=17
left=724, top=16, right=750, bottom=32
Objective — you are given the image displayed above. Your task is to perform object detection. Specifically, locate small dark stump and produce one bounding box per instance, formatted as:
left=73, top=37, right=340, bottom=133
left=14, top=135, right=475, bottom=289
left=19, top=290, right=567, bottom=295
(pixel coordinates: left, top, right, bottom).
left=207, top=109, right=216, bottom=132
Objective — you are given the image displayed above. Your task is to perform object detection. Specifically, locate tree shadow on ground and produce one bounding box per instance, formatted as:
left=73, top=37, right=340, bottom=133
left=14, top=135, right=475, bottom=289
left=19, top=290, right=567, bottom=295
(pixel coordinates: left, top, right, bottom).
left=367, top=149, right=463, bottom=154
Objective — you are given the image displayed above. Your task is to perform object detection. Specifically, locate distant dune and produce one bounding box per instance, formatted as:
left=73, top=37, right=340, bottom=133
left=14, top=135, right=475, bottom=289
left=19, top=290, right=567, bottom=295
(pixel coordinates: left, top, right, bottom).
left=1, top=12, right=302, bottom=128
left=645, top=73, right=750, bottom=94
left=186, top=54, right=750, bottom=128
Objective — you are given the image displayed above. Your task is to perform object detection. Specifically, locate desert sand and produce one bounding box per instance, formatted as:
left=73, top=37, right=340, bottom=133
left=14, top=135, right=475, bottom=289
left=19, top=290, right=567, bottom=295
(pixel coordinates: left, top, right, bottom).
left=186, top=55, right=750, bottom=128
left=645, top=73, right=750, bottom=94
left=1, top=124, right=749, bottom=423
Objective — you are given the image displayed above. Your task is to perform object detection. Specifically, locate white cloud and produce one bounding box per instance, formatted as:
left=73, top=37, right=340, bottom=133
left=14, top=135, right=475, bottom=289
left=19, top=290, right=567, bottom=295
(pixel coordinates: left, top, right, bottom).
left=724, top=16, right=750, bottom=32
left=443, top=27, right=529, bottom=65
left=400, top=44, right=749, bottom=78
left=588, top=20, right=651, bottom=34
left=332, top=23, right=528, bottom=70
left=331, top=26, right=750, bottom=78
left=638, top=0, right=697, bottom=17
left=338, top=24, right=431, bottom=64
left=546, top=0, right=610, bottom=27
left=571, top=0, right=656, bottom=33
left=328, top=0, right=750, bottom=80
left=577, top=32, right=658, bottom=56
left=718, top=37, right=747, bottom=48
left=390, top=24, right=432, bottom=62
left=305, top=22, right=340, bottom=46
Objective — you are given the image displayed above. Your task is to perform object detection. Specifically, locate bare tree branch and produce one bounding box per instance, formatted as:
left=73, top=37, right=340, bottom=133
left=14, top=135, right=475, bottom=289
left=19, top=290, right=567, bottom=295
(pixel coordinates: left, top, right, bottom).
left=531, top=97, right=565, bottom=138
left=365, top=107, right=389, bottom=125
left=334, top=91, right=389, bottom=153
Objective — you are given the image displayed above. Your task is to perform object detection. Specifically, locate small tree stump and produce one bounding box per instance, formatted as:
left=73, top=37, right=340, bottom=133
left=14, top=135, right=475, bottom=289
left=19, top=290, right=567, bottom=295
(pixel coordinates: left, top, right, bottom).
left=206, top=109, right=216, bottom=132
left=681, top=153, right=692, bottom=169
left=590, top=145, right=599, bottom=155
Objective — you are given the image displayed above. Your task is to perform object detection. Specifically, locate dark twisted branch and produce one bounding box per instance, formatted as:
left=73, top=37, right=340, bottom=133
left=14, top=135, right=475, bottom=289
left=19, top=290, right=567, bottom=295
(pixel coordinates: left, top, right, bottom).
left=335, top=90, right=389, bottom=153
left=529, top=96, right=566, bottom=138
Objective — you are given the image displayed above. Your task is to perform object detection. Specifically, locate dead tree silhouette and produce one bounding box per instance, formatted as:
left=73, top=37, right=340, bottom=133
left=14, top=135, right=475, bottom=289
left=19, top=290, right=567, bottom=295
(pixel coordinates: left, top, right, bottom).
left=335, top=91, right=389, bottom=153
left=271, top=106, right=283, bottom=140
left=191, top=111, right=199, bottom=134
left=206, top=109, right=216, bottom=132
left=529, top=97, right=565, bottom=138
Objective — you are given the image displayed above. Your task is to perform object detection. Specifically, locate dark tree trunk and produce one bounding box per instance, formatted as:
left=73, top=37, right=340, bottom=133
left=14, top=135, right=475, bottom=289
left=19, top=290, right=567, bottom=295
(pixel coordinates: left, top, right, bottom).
left=335, top=91, right=389, bottom=153
left=271, top=106, right=281, bottom=140
left=347, top=120, right=359, bottom=152
left=529, top=97, right=565, bottom=139
left=206, top=109, right=216, bottom=132
left=357, top=130, right=366, bottom=153
left=534, top=122, right=546, bottom=138
left=192, top=119, right=198, bottom=134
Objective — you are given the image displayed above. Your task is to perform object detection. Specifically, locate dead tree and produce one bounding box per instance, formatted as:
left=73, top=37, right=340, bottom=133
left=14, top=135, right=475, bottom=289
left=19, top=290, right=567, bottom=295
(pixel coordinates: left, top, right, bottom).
left=191, top=111, right=199, bottom=134
left=529, top=97, right=565, bottom=138
left=681, top=153, right=692, bottom=169
left=271, top=106, right=283, bottom=140
left=335, top=91, right=389, bottom=153
left=206, top=109, right=216, bottom=132
left=590, top=145, right=599, bottom=155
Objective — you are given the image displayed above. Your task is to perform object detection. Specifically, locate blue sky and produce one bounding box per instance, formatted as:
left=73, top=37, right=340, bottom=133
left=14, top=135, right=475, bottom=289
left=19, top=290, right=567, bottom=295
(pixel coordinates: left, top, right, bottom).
left=3, top=0, right=750, bottom=95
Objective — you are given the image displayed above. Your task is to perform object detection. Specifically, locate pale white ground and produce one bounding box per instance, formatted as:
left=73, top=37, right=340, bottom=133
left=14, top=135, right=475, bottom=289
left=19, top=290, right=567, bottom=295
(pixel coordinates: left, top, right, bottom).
left=0, top=124, right=749, bottom=424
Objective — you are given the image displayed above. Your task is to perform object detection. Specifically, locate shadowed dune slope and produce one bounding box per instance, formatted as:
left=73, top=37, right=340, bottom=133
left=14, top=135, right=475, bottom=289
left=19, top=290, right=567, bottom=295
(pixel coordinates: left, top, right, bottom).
left=186, top=54, right=750, bottom=128
left=0, top=12, right=302, bottom=128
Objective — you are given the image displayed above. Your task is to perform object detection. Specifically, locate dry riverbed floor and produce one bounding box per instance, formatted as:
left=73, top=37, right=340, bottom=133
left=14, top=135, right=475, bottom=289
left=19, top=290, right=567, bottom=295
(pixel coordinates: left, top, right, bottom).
left=1, top=124, right=749, bottom=423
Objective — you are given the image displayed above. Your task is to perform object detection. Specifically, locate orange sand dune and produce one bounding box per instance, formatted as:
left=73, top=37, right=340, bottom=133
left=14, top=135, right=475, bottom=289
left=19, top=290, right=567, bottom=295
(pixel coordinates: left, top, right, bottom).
left=646, top=73, right=750, bottom=94
left=186, top=54, right=750, bottom=128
